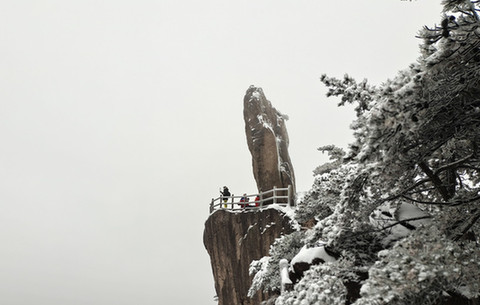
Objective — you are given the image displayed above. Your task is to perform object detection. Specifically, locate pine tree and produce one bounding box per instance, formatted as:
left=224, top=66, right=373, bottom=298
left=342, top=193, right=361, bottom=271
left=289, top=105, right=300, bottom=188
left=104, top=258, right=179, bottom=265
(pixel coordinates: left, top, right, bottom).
left=249, top=1, right=480, bottom=304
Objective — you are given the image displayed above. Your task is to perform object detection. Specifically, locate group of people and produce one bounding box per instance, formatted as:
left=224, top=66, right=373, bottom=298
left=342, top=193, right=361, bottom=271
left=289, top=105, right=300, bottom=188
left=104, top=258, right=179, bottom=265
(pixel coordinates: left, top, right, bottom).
left=220, top=186, right=260, bottom=209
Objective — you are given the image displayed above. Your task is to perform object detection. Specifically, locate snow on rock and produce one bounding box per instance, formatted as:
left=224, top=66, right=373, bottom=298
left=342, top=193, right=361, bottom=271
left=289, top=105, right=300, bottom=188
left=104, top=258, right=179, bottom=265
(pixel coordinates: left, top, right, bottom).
left=252, top=90, right=262, bottom=100
left=287, top=245, right=338, bottom=285
left=279, top=258, right=293, bottom=293
left=291, top=245, right=337, bottom=266
left=370, top=202, right=431, bottom=245
left=397, top=202, right=431, bottom=224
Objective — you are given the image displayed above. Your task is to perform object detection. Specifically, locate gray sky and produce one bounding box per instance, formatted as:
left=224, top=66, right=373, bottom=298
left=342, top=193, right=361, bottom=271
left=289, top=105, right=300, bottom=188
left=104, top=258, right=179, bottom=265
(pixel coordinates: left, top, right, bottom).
left=0, top=1, right=441, bottom=304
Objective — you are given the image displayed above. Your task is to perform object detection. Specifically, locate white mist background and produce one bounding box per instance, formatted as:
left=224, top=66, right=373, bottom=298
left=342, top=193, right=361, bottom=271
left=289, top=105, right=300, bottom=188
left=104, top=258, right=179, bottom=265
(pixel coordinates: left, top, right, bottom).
left=0, top=1, right=441, bottom=304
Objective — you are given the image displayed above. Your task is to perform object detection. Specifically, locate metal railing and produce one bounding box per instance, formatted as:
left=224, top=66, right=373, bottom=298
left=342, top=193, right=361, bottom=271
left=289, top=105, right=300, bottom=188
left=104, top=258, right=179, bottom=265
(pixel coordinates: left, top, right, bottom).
left=209, top=185, right=293, bottom=213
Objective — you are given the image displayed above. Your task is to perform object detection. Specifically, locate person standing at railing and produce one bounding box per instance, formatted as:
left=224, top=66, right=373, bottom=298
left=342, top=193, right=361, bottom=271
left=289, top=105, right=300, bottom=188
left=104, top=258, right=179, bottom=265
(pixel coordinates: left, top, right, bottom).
left=220, top=186, right=231, bottom=208
left=254, top=195, right=260, bottom=207
left=239, top=193, right=249, bottom=208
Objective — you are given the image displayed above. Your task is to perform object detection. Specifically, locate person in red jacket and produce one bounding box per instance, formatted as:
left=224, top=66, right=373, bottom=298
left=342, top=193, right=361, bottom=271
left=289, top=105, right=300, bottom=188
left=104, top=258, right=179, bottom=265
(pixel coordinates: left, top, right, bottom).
left=254, top=195, right=261, bottom=207
left=239, top=193, right=249, bottom=208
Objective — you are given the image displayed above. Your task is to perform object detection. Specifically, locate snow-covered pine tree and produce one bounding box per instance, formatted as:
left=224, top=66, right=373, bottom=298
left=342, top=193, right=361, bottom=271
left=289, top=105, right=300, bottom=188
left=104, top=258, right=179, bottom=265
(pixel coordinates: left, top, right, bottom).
left=249, top=1, right=480, bottom=304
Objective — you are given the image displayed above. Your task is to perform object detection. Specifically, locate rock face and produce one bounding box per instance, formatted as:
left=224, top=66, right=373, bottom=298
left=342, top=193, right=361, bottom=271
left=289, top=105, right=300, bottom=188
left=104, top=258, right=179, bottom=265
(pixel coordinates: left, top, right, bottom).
left=203, top=209, right=294, bottom=305
left=243, top=86, right=296, bottom=202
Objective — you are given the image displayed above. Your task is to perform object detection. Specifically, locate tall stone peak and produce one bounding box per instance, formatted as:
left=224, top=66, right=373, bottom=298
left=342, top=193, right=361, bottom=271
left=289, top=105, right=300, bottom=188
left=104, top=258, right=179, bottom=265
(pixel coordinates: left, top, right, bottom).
left=243, top=86, right=296, bottom=199
left=203, top=86, right=298, bottom=305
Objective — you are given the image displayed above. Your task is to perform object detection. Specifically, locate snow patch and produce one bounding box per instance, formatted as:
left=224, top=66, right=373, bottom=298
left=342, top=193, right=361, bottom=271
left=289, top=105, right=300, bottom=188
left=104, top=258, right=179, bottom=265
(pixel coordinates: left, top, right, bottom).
left=261, top=222, right=276, bottom=234
left=239, top=223, right=258, bottom=245
left=291, top=245, right=337, bottom=266
left=279, top=259, right=292, bottom=285
left=370, top=202, right=431, bottom=245
left=257, top=114, right=273, bottom=131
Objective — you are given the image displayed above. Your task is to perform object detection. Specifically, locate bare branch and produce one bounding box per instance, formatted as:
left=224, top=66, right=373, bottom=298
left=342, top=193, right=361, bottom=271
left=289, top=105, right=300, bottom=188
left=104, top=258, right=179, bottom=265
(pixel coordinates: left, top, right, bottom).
left=433, top=153, right=475, bottom=175
left=401, top=195, right=449, bottom=205
left=402, top=194, right=480, bottom=207
left=383, top=178, right=432, bottom=202
left=376, top=216, right=433, bottom=232
left=448, top=195, right=480, bottom=206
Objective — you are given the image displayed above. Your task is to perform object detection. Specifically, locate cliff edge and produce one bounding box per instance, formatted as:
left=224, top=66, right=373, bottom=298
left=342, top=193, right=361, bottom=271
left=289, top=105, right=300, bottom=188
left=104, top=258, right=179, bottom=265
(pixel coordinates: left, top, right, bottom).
left=204, top=208, right=294, bottom=305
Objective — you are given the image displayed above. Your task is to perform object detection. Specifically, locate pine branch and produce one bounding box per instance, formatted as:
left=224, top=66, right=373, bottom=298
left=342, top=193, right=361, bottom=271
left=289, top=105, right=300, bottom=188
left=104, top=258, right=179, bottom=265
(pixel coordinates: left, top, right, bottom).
left=451, top=209, right=480, bottom=241
left=419, top=161, right=453, bottom=201
left=402, top=194, right=480, bottom=207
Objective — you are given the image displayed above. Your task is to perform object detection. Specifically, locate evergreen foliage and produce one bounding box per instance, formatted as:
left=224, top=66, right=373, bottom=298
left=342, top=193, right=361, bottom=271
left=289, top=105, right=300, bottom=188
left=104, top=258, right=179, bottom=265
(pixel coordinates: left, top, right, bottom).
left=249, top=231, right=305, bottom=297
left=249, top=1, right=480, bottom=304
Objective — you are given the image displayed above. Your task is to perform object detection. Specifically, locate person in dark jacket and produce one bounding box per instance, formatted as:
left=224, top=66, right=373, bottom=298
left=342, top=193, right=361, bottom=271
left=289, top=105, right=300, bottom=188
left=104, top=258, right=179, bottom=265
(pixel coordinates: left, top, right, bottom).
left=221, top=186, right=231, bottom=207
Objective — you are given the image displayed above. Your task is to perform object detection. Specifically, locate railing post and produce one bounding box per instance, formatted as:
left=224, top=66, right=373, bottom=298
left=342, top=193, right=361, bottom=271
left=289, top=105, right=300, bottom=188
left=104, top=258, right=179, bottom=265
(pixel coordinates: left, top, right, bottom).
left=288, top=185, right=292, bottom=207
left=260, top=191, right=263, bottom=208
left=273, top=186, right=277, bottom=205
left=210, top=186, right=297, bottom=212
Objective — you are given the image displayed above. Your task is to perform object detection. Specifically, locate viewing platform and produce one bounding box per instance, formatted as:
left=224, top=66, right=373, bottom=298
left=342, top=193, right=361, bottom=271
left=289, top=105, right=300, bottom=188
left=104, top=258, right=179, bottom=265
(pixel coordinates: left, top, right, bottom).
left=210, top=185, right=294, bottom=213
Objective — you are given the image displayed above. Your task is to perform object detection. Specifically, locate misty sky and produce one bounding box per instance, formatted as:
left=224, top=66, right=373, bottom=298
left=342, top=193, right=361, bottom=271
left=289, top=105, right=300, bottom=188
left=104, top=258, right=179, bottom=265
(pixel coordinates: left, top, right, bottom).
left=0, top=1, right=442, bottom=304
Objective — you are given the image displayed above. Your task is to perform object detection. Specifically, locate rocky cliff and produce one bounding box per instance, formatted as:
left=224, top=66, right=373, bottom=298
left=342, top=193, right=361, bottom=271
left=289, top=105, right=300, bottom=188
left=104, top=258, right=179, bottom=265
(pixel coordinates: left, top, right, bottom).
left=243, top=86, right=296, bottom=201
left=204, top=208, right=294, bottom=305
